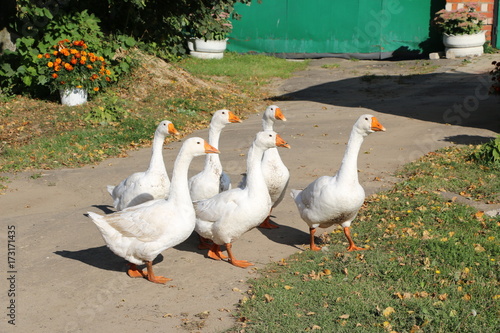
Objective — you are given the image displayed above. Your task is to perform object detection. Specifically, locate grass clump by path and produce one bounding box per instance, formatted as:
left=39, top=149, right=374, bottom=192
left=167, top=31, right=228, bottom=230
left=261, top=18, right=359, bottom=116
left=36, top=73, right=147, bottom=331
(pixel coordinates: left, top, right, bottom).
left=0, top=53, right=308, bottom=178
left=229, top=146, right=499, bottom=333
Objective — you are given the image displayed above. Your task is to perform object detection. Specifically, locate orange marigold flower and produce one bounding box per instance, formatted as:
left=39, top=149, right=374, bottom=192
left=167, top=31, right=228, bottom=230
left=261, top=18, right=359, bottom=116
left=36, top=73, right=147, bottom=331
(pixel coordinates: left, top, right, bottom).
left=105, top=76, right=111, bottom=82
left=55, top=58, right=62, bottom=64
left=70, top=48, right=78, bottom=54
left=51, top=73, right=58, bottom=79
left=62, top=49, right=70, bottom=56
left=47, top=62, right=54, bottom=68
left=98, top=56, right=104, bottom=61
left=91, top=74, right=99, bottom=80
left=106, top=69, right=111, bottom=75
left=76, top=85, right=83, bottom=88
left=79, top=59, right=86, bottom=65
left=81, top=51, right=87, bottom=56
left=54, top=65, right=62, bottom=71
left=37, top=54, right=43, bottom=58
left=70, top=58, right=78, bottom=65
left=81, top=56, right=87, bottom=62
left=93, top=87, right=99, bottom=91
left=45, top=53, right=50, bottom=58
left=87, top=65, right=93, bottom=69
left=64, top=63, right=73, bottom=71
left=53, top=51, right=59, bottom=56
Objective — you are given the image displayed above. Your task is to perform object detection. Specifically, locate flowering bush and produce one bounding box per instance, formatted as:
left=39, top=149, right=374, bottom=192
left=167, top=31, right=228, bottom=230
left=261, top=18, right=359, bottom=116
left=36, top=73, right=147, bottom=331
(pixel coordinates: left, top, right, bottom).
left=38, top=39, right=112, bottom=93
left=433, top=4, right=486, bottom=35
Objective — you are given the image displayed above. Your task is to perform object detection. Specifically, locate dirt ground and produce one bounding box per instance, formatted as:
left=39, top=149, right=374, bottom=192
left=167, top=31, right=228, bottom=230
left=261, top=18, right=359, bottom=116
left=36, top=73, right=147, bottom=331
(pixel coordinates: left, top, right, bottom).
left=1, top=54, right=499, bottom=333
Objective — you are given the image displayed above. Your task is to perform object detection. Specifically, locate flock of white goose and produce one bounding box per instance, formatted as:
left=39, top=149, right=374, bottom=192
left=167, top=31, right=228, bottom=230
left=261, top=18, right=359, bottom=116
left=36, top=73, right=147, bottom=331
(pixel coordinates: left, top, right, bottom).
left=87, top=106, right=386, bottom=284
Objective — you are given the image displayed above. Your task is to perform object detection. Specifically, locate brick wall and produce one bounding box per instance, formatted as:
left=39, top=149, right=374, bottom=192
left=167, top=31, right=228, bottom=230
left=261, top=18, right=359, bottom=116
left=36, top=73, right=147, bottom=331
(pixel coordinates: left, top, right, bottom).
left=444, top=0, right=496, bottom=41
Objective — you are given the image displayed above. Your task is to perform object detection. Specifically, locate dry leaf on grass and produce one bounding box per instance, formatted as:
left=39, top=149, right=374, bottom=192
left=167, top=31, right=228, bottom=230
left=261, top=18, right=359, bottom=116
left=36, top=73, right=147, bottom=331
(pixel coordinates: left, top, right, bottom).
left=382, top=307, right=395, bottom=317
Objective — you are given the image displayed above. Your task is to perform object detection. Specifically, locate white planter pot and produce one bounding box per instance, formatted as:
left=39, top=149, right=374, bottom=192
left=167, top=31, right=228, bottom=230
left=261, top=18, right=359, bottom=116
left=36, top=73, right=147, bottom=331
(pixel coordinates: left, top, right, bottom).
left=443, top=31, right=485, bottom=57
left=190, top=38, right=227, bottom=59
left=60, top=88, right=88, bottom=106
left=193, top=38, right=227, bottom=52
left=190, top=51, right=224, bottom=59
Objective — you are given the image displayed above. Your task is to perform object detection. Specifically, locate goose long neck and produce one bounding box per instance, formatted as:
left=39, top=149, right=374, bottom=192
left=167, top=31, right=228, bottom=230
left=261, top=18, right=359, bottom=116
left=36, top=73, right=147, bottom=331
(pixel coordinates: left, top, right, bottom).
left=168, top=148, right=195, bottom=202
left=147, top=131, right=166, bottom=172
left=245, top=143, right=266, bottom=194
left=336, top=128, right=365, bottom=183
left=206, top=124, right=223, bottom=169
left=262, top=117, right=274, bottom=131
left=208, top=124, right=222, bottom=148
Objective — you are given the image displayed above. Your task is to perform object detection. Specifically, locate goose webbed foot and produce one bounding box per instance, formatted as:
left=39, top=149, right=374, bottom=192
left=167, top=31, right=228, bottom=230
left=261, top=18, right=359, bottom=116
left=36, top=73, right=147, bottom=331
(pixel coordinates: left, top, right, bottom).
left=226, top=243, right=254, bottom=268
left=258, top=216, right=280, bottom=229
left=208, top=244, right=227, bottom=260
left=127, top=263, right=146, bottom=278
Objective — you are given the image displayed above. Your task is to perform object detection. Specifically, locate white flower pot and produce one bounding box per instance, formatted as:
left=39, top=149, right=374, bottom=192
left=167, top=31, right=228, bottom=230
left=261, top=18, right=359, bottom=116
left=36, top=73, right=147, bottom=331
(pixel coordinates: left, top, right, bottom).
left=60, top=88, right=88, bottom=106
left=443, top=31, right=485, bottom=57
left=193, top=39, right=227, bottom=52
left=190, top=38, right=227, bottom=59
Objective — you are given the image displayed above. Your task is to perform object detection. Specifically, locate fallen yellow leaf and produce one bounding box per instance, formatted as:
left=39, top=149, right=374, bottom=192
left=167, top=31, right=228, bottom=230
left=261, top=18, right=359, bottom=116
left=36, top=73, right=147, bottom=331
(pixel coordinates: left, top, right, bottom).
left=474, top=244, right=486, bottom=252
left=382, top=307, right=396, bottom=317
left=339, top=314, right=350, bottom=319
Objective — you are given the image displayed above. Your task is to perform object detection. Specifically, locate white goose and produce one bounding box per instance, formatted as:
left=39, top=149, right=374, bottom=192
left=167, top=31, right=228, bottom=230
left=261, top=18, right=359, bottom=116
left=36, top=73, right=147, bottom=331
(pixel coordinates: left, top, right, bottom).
left=259, top=105, right=289, bottom=228
left=107, top=120, right=179, bottom=210
left=291, top=114, right=385, bottom=251
left=88, top=137, right=219, bottom=284
left=189, top=109, right=242, bottom=201
left=194, top=131, right=290, bottom=267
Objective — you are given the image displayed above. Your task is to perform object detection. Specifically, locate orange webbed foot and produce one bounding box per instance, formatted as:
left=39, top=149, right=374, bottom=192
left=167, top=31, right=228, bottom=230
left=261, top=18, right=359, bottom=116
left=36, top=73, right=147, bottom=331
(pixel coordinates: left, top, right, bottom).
left=207, top=244, right=227, bottom=260
left=310, top=244, right=322, bottom=251
left=347, top=245, right=366, bottom=252
left=127, top=264, right=146, bottom=278
left=258, top=216, right=279, bottom=229
left=229, top=259, right=254, bottom=268
left=147, top=275, right=172, bottom=284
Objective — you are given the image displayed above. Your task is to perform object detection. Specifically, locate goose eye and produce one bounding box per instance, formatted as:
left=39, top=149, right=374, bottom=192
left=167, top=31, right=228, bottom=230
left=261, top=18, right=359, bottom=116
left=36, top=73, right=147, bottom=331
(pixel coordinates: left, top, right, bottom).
left=222, top=111, right=225, bottom=114
left=365, top=117, right=369, bottom=121
left=197, top=141, right=201, bottom=144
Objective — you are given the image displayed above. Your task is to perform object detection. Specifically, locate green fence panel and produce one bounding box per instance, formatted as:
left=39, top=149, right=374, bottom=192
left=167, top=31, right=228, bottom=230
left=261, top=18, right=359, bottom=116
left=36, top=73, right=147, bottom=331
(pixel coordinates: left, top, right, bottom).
left=229, top=0, right=443, bottom=58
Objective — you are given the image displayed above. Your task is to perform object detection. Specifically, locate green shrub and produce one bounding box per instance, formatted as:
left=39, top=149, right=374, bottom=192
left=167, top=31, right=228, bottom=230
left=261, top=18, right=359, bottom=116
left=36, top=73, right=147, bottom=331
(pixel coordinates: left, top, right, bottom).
left=85, top=92, right=130, bottom=125
left=471, top=135, right=500, bottom=164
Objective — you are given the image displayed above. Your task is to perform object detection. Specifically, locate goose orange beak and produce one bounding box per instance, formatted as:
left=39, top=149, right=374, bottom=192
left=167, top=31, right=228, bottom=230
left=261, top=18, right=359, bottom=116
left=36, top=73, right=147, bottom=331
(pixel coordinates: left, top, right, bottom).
left=371, top=117, right=386, bottom=132
left=228, top=111, right=242, bottom=123
left=276, top=134, right=291, bottom=149
left=204, top=141, right=220, bottom=154
left=168, top=123, right=180, bottom=136
left=275, top=107, right=287, bottom=121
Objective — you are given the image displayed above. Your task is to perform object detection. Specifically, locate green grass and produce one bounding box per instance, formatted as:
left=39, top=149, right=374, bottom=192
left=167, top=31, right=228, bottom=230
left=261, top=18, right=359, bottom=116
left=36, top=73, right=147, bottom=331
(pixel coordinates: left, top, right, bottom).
left=228, top=146, right=500, bottom=333
left=179, top=52, right=309, bottom=93
left=321, top=63, right=340, bottom=69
